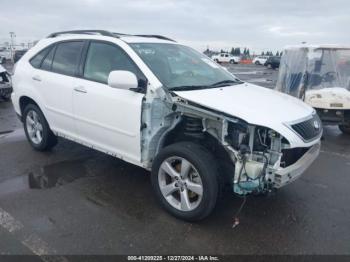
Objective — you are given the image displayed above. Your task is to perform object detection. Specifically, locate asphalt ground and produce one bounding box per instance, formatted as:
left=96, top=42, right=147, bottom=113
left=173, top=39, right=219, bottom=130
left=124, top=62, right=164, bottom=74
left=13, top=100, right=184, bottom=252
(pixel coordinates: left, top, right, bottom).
left=0, top=63, right=349, bottom=258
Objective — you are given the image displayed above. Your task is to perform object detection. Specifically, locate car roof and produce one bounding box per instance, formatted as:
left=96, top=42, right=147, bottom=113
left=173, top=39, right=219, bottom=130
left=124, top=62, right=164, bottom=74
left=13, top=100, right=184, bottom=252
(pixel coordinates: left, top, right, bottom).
left=284, top=44, right=350, bottom=51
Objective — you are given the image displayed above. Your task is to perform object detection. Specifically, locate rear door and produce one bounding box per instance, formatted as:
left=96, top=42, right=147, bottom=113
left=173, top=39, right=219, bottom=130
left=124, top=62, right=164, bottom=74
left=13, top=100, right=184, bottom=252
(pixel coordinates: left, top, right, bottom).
left=72, top=41, right=146, bottom=164
left=37, top=41, right=85, bottom=138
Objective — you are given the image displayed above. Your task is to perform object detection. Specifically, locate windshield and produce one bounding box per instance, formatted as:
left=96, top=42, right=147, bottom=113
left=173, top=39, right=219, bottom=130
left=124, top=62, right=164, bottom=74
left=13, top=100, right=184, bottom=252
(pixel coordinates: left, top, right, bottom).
left=276, top=48, right=350, bottom=98
left=306, top=49, right=350, bottom=90
left=130, top=43, right=241, bottom=90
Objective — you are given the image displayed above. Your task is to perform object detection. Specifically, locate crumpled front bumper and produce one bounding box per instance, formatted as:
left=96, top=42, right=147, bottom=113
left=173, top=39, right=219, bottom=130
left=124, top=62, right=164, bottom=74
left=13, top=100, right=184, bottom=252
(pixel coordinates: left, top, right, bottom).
left=273, top=141, right=321, bottom=188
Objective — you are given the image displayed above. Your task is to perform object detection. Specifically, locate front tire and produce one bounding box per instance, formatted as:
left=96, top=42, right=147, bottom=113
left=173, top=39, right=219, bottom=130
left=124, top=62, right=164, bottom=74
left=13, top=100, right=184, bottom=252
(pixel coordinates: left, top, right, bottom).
left=339, top=124, right=350, bottom=135
left=255, top=61, right=260, bottom=65
left=151, top=142, right=219, bottom=221
left=23, top=104, right=58, bottom=151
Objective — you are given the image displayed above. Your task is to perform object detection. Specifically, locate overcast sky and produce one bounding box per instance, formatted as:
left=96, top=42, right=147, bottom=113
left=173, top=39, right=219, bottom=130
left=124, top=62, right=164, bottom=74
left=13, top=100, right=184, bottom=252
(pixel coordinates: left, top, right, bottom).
left=1, top=0, right=349, bottom=53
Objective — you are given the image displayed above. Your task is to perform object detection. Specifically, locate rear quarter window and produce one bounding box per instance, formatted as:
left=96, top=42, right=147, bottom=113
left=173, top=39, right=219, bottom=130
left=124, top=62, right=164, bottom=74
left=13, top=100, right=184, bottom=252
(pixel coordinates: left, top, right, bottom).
left=51, top=41, right=84, bottom=76
left=29, top=47, right=52, bottom=68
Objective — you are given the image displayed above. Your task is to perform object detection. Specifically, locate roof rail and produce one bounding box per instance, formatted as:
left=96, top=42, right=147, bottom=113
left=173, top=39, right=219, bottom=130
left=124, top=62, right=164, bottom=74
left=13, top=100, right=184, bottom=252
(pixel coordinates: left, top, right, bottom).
left=134, top=34, right=176, bottom=42
left=47, top=30, right=115, bottom=38
left=47, top=30, right=176, bottom=42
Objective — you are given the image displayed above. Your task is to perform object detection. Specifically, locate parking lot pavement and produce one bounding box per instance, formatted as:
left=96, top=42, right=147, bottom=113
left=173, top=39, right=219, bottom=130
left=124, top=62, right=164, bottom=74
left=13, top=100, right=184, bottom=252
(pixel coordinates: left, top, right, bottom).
left=0, top=64, right=350, bottom=256
left=225, top=63, right=279, bottom=89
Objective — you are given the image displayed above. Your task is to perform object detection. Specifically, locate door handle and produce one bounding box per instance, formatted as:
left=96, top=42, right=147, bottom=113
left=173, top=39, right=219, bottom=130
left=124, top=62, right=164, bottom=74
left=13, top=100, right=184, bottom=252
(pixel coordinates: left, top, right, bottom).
left=32, top=75, right=41, bottom=82
left=74, top=86, right=87, bottom=93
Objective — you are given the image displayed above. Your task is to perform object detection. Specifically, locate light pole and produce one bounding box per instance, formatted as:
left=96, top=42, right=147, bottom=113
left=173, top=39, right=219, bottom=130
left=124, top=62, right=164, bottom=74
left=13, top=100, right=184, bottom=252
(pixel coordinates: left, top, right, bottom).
left=9, top=32, right=16, bottom=61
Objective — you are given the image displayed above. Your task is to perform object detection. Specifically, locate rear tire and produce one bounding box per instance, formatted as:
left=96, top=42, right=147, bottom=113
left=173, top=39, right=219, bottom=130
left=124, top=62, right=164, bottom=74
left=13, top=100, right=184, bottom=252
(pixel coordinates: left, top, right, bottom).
left=23, top=104, right=58, bottom=151
left=230, top=60, right=235, bottom=64
left=255, top=61, right=260, bottom=65
left=151, top=142, right=219, bottom=221
left=339, top=124, right=350, bottom=135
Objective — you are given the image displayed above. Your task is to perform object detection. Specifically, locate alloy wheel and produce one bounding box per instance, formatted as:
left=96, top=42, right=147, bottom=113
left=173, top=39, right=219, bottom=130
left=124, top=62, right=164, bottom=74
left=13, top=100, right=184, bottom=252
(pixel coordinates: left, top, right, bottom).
left=158, top=156, right=203, bottom=212
left=26, top=110, right=43, bottom=144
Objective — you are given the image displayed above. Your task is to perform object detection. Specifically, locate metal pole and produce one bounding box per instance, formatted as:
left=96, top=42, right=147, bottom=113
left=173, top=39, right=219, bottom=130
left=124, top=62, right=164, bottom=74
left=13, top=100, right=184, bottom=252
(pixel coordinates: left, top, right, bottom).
left=9, top=32, right=16, bottom=61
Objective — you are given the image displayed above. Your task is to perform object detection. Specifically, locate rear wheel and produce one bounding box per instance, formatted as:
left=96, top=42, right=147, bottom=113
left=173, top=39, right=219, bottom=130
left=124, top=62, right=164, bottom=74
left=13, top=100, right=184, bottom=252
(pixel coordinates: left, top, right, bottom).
left=339, top=124, right=350, bottom=135
left=229, top=59, right=235, bottom=64
left=255, top=61, right=260, bottom=65
left=151, top=142, right=219, bottom=221
left=23, top=104, right=58, bottom=151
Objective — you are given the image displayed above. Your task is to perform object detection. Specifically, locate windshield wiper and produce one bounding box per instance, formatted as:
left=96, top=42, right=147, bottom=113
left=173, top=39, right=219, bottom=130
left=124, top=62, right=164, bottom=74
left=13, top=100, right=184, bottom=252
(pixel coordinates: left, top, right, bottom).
left=169, top=85, right=210, bottom=91
left=169, top=80, right=242, bottom=91
left=209, top=79, right=242, bottom=87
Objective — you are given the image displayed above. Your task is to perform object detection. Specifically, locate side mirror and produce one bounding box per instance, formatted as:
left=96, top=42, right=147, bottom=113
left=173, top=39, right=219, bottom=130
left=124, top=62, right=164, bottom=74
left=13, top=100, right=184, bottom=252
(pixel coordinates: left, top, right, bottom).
left=108, top=70, right=138, bottom=90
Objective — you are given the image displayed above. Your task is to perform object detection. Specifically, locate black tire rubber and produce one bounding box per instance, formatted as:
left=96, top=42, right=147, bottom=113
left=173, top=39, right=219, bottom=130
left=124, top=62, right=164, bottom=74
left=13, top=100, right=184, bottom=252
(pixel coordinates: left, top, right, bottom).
left=339, top=124, right=350, bottom=135
left=255, top=61, right=260, bottom=65
left=230, top=60, right=235, bottom=64
left=151, top=142, right=219, bottom=221
left=23, top=103, right=58, bottom=151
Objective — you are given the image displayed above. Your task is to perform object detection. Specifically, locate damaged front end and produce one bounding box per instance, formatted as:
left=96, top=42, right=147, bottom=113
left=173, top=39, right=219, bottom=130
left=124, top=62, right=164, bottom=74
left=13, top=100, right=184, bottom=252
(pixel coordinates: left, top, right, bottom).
left=224, top=121, right=320, bottom=195
left=167, top=96, right=321, bottom=196
left=141, top=87, right=321, bottom=197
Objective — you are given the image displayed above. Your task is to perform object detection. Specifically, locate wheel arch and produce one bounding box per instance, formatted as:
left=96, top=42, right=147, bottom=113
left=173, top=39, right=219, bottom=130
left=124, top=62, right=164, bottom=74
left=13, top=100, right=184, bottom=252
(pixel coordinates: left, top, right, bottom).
left=158, top=118, right=235, bottom=188
left=19, top=96, right=40, bottom=121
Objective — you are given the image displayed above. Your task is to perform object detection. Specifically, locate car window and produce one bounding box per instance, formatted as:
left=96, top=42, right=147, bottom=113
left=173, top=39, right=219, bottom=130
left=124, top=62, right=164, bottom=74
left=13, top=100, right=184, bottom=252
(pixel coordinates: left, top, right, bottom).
left=52, top=41, right=84, bottom=76
left=83, top=42, right=144, bottom=85
left=131, top=43, right=241, bottom=90
left=225, top=54, right=229, bottom=57
left=30, top=46, right=52, bottom=68
left=41, top=46, right=56, bottom=71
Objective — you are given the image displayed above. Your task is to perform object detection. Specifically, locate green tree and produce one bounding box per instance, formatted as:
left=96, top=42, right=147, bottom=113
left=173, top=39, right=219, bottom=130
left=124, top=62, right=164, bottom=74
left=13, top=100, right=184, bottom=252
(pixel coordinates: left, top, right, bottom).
left=236, top=48, right=241, bottom=56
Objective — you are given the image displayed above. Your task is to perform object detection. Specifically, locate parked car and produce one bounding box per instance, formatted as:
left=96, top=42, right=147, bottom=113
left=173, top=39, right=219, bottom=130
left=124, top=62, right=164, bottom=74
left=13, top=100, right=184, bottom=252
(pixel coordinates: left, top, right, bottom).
left=252, top=56, right=269, bottom=65
left=211, top=53, right=241, bottom=64
left=0, top=56, right=6, bottom=64
left=276, top=45, right=350, bottom=134
left=14, top=49, right=28, bottom=63
left=0, top=64, right=12, bottom=100
left=264, top=56, right=281, bottom=69
left=12, top=30, right=322, bottom=221
left=0, top=50, right=11, bottom=64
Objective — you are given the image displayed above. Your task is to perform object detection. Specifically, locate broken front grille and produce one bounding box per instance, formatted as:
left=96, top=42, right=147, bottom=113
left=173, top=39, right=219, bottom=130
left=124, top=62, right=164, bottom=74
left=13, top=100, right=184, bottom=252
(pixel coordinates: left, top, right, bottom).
left=291, top=114, right=322, bottom=142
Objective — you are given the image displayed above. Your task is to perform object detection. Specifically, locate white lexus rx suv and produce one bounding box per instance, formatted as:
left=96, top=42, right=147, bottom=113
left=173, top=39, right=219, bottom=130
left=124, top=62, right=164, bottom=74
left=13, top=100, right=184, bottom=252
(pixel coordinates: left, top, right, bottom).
left=12, top=30, right=322, bottom=221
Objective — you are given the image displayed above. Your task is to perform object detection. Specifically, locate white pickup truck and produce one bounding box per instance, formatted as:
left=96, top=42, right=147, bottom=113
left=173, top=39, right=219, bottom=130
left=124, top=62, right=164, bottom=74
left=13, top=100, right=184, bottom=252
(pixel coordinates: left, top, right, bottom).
left=211, top=53, right=241, bottom=64
left=12, top=30, right=322, bottom=221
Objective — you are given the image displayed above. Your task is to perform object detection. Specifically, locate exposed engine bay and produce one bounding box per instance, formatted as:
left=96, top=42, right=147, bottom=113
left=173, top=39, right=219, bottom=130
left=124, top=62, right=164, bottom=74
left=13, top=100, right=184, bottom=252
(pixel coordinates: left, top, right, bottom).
left=141, top=92, right=316, bottom=196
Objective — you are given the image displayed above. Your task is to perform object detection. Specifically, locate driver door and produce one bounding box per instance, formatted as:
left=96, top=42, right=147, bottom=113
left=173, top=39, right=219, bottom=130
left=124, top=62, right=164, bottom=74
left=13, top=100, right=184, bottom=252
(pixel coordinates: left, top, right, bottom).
left=73, top=41, right=146, bottom=164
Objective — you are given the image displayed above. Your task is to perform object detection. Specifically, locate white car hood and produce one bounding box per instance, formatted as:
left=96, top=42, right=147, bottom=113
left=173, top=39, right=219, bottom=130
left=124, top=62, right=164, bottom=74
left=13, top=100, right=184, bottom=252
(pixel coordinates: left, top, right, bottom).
left=174, top=83, right=316, bottom=147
